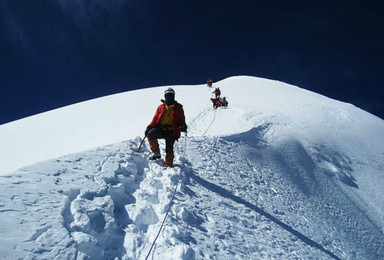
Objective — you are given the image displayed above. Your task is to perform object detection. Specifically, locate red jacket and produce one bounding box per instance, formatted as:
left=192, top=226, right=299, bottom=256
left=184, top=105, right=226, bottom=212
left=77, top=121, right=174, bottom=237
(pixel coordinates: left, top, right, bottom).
left=149, top=100, right=186, bottom=139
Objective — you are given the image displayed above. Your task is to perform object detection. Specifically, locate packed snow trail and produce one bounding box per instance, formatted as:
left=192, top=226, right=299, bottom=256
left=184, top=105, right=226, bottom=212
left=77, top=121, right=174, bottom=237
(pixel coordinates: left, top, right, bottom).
left=144, top=165, right=182, bottom=260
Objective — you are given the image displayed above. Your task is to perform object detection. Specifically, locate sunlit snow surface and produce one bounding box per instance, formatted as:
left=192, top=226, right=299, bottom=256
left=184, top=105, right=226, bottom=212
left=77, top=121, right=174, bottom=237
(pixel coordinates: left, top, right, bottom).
left=1, top=76, right=384, bottom=259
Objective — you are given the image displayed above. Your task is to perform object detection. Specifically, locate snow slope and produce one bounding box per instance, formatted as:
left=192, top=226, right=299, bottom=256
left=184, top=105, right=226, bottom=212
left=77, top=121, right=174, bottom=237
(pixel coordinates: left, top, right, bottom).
left=1, top=76, right=384, bottom=259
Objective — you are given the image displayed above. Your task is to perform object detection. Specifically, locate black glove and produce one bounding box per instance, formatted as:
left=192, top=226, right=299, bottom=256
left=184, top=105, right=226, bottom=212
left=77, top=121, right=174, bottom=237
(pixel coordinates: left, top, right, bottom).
left=145, top=125, right=152, bottom=137
left=180, top=125, right=188, bottom=132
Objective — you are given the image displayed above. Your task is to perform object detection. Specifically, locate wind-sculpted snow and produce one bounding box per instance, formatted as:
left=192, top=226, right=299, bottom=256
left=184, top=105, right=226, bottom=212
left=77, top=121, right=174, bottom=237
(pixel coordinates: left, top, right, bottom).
left=1, top=76, right=384, bottom=259
left=0, top=139, right=196, bottom=259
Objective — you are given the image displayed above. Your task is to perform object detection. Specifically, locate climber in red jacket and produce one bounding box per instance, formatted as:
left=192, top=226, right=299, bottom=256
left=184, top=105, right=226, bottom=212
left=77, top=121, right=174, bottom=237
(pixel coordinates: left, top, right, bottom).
left=213, top=87, right=221, bottom=98
left=145, top=88, right=187, bottom=167
left=207, top=78, right=213, bottom=87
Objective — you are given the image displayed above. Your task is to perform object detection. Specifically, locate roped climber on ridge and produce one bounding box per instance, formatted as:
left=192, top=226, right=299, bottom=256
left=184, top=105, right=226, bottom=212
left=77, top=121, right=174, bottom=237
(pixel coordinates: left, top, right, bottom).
left=145, top=88, right=187, bottom=167
left=207, top=78, right=213, bottom=87
left=213, top=87, right=221, bottom=98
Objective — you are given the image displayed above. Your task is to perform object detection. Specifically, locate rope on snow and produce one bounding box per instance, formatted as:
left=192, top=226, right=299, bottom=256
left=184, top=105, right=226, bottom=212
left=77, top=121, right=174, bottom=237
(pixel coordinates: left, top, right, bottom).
left=205, top=138, right=342, bottom=260
left=202, top=109, right=217, bottom=136
left=144, top=171, right=182, bottom=260
left=144, top=133, right=187, bottom=260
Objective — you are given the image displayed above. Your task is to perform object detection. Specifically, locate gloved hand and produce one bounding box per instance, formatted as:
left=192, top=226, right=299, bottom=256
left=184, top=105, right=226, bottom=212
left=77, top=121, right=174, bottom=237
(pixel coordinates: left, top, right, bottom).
left=180, top=125, right=188, bottom=132
left=145, top=125, right=152, bottom=137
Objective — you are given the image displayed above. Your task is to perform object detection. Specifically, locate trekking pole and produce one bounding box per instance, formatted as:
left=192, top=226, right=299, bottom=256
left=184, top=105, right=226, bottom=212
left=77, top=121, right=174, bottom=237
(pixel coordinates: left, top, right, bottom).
left=137, top=136, right=147, bottom=153
left=184, top=132, right=188, bottom=155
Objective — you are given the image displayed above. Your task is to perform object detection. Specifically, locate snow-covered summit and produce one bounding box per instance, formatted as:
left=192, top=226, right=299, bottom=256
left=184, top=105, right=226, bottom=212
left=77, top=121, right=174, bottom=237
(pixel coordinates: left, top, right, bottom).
left=1, top=76, right=383, bottom=259
left=1, top=76, right=382, bottom=175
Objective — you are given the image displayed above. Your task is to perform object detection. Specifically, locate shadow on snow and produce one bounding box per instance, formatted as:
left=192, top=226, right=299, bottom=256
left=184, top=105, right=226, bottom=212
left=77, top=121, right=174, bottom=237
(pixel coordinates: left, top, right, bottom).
left=224, top=126, right=359, bottom=190
left=181, top=164, right=342, bottom=260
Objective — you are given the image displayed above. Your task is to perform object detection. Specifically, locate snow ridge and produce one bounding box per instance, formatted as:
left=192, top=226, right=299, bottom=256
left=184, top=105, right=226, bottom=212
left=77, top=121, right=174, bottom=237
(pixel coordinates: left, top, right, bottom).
left=1, top=76, right=384, bottom=259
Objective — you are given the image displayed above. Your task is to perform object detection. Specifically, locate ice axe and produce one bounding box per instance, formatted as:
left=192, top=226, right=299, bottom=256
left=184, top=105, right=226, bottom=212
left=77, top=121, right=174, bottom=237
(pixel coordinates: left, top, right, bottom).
left=137, top=136, right=146, bottom=153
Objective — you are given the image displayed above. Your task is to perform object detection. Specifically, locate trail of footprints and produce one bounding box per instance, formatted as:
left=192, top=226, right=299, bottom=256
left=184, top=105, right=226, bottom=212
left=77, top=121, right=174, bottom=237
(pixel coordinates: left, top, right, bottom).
left=59, top=140, right=194, bottom=259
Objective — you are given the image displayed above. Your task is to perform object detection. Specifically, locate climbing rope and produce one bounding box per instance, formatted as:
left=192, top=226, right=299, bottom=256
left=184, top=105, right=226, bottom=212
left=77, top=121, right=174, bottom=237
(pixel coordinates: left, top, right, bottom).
left=181, top=132, right=188, bottom=158
left=143, top=103, right=216, bottom=259
left=139, top=94, right=341, bottom=259
left=144, top=133, right=187, bottom=260
left=202, top=109, right=217, bottom=136
left=144, top=170, right=182, bottom=260
left=204, top=137, right=342, bottom=260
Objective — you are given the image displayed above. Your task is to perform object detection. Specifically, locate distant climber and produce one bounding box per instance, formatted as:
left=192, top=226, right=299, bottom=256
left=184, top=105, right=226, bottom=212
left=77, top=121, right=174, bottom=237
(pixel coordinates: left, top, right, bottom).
left=207, top=78, right=213, bottom=87
left=213, top=87, right=221, bottom=98
left=221, top=97, right=228, bottom=107
left=145, top=88, right=187, bottom=167
left=211, top=97, right=228, bottom=109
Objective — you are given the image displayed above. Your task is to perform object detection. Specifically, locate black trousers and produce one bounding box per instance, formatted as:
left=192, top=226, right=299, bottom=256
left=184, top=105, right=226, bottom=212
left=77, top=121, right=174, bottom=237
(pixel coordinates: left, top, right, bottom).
left=147, top=127, right=175, bottom=154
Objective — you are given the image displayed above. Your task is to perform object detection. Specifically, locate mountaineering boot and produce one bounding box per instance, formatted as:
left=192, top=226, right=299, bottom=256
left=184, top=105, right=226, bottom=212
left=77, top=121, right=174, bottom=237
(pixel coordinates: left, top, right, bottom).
left=163, top=153, right=174, bottom=167
left=148, top=139, right=161, bottom=160
left=149, top=152, right=161, bottom=160
left=148, top=139, right=160, bottom=153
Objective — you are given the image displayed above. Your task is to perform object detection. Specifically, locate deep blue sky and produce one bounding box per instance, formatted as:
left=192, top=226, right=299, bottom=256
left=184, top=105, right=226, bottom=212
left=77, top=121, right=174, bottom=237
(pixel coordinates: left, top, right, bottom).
left=1, top=0, right=383, bottom=125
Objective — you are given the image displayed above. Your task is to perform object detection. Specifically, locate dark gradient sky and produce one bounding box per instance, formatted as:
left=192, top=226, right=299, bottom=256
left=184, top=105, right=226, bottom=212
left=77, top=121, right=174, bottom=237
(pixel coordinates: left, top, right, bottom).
left=1, top=0, right=383, bottom=125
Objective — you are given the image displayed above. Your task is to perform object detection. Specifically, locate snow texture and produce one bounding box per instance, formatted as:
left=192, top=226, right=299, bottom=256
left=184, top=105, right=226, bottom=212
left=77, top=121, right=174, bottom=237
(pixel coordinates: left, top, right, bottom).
left=1, top=76, right=384, bottom=259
